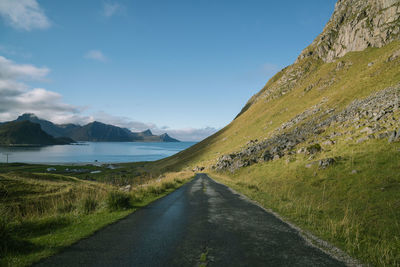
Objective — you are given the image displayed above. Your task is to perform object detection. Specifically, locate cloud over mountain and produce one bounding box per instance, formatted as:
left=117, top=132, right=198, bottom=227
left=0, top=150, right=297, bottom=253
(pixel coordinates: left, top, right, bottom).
left=0, top=55, right=80, bottom=123
left=0, top=55, right=216, bottom=141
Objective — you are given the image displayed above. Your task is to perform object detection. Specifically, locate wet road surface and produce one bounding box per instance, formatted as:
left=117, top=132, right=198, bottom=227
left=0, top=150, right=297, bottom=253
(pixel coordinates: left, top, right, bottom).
left=37, top=173, right=346, bottom=266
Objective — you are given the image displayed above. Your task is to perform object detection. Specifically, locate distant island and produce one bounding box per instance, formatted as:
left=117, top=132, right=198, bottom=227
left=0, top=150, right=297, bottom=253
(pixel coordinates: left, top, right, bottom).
left=0, top=113, right=179, bottom=146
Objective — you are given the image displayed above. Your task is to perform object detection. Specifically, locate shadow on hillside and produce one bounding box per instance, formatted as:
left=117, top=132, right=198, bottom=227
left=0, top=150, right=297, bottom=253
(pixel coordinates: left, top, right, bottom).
left=12, top=216, right=72, bottom=239
left=2, top=237, right=44, bottom=257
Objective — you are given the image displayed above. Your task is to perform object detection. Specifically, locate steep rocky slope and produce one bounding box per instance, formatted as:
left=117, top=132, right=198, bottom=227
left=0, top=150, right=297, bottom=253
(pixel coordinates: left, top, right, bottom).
left=153, top=0, right=400, bottom=265
left=158, top=0, right=400, bottom=171
left=215, top=85, right=400, bottom=172
left=298, top=0, right=400, bottom=63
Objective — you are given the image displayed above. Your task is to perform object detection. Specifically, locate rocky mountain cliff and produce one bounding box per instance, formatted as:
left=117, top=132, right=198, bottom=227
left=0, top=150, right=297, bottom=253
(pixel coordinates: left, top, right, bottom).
left=214, top=0, right=400, bottom=172
left=298, top=0, right=400, bottom=62
left=237, top=0, right=400, bottom=119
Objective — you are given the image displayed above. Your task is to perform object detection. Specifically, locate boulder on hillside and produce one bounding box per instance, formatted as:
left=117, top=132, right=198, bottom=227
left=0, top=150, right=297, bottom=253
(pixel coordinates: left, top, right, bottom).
left=306, top=143, right=322, bottom=154
left=319, top=158, right=336, bottom=169
left=388, top=129, right=400, bottom=142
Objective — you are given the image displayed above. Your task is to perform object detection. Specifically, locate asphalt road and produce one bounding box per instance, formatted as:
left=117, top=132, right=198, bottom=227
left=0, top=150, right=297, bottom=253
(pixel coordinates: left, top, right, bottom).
left=37, top=173, right=347, bottom=267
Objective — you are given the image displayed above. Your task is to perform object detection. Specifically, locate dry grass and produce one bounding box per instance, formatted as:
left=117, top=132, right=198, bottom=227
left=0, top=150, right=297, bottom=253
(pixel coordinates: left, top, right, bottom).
left=210, top=139, right=400, bottom=266
left=0, top=170, right=194, bottom=266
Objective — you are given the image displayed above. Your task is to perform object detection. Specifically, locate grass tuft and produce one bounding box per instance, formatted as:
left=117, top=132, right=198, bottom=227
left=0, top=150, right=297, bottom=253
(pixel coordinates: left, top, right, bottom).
left=106, top=191, right=132, bottom=211
left=0, top=206, right=11, bottom=256
left=82, top=195, right=98, bottom=214
left=0, top=169, right=193, bottom=266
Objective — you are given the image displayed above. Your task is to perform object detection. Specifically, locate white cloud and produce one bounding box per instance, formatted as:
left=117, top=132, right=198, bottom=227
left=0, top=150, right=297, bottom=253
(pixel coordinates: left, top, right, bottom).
left=85, top=50, right=107, bottom=62
left=85, top=112, right=218, bottom=141
left=0, top=55, right=218, bottom=141
left=90, top=111, right=157, bottom=131
left=102, top=2, right=123, bottom=18
left=158, top=127, right=218, bottom=142
left=0, top=55, right=81, bottom=123
left=0, top=55, right=49, bottom=80
left=0, top=0, right=50, bottom=31
left=0, top=45, right=32, bottom=59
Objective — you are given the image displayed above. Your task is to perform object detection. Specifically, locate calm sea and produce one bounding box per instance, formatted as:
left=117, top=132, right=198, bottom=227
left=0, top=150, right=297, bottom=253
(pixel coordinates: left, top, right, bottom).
left=0, top=142, right=196, bottom=164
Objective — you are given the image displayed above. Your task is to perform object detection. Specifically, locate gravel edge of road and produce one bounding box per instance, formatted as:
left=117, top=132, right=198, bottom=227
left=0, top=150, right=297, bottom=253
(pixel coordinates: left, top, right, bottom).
left=207, top=173, right=364, bottom=267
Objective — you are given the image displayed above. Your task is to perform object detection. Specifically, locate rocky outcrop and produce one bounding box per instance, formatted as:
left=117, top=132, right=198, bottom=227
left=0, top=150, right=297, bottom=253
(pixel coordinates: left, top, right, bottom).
left=388, top=128, right=400, bottom=142
left=298, top=0, right=400, bottom=63
left=236, top=0, right=400, bottom=120
left=214, top=85, right=400, bottom=172
left=215, top=0, right=400, bottom=172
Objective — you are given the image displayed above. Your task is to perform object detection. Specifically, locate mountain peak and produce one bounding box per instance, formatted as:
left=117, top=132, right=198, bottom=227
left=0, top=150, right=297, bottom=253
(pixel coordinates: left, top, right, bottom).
left=141, top=129, right=153, bottom=136
left=159, top=133, right=180, bottom=142
left=18, top=113, right=38, bottom=120
left=298, top=0, right=400, bottom=62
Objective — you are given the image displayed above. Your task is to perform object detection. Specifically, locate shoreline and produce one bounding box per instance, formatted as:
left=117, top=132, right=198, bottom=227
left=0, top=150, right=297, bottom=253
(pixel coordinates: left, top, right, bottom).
left=0, top=161, right=138, bottom=166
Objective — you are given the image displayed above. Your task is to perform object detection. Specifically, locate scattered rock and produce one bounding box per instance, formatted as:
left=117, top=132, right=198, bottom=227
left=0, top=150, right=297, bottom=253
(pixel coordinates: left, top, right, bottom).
left=387, top=50, right=400, bottom=62
left=306, top=144, right=322, bottom=154
left=246, top=139, right=258, bottom=145
left=307, top=155, right=315, bottom=161
left=304, top=84, right=313, bottom=92
left=262, top=151, right=273, bottom=161
left=360, top=127, right=375, bottom=135
left=214, top=86, right=400, bottom=172
left=322, top=139, right=335, bottom=146
left=319, top=158, right=336, bottom=169
left=297, top=147, right=306, bottom=154
left=388, top=129, right=400, bottom=142
left=193, top=166, right=205, bottom=172
left=305, top=161, right=318, bottom=168
left=120, top=185, right=131, bottom=192
left=378, top=132, right=389, bottom=139
left=356, top=137, right=369, bottom=143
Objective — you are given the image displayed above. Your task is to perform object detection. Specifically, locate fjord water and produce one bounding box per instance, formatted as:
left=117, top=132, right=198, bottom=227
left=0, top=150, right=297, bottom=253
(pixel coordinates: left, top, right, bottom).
left=0, top=142, right=196, bottom=164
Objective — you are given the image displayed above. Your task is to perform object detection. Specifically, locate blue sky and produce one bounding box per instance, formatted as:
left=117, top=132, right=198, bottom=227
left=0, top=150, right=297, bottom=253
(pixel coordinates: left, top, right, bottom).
left=0, top=0, right=336, bottom=141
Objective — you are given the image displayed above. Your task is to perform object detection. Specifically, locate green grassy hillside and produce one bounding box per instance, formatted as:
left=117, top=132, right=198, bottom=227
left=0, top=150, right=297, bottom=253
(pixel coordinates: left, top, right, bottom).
left=147, top=41, right=400, bottom=265
left=156, top=41, right=400, bottom=170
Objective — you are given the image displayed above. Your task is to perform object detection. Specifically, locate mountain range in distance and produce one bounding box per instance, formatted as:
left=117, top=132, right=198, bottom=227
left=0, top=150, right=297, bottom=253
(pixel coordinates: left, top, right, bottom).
left=0, top=113, right=179, bottom=146
left=0, top=120, right=75, bottom=146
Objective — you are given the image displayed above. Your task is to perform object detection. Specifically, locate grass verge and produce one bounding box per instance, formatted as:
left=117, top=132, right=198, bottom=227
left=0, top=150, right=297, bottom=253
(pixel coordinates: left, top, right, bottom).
left=0, top=170, right=193, bottom=267
left=210, top=139, right=400, bottom=266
